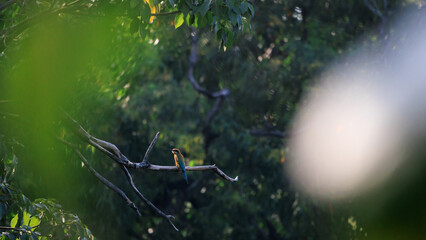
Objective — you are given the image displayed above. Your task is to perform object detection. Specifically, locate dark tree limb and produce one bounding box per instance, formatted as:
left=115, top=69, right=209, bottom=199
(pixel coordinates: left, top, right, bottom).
left=188, top=29, right=230, bottom=100
left=147, top=164, right=238, bottom=182
left=204, top=97, right=225, bottom=128
left=60, top=110, right=148, bottom=168
left=59, top=111, right=237, bottom=231
left=363, top=0, right=384, bottom=18
left=121, top=166, right=178, bottom=231
left=188, top=29, right=230, bottom=151
left=141, top=131, right=160, bottom=164
left=57, top=138, right=141, bottom=216
left=0, top=226, right=37, bottom=234
left=249, top=129, right=290, bottom=138
left=363, top=0, right=388, bottom=39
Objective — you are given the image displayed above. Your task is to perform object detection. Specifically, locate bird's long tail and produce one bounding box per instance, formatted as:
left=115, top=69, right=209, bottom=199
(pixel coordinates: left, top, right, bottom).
left=179, top=164, right=189, bottom=184
left=182, top=170, right=189, bottom=184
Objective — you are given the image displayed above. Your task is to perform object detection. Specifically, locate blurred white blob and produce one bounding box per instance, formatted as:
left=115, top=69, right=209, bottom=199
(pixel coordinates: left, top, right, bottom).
left=288, top=11, right=426, bottom=200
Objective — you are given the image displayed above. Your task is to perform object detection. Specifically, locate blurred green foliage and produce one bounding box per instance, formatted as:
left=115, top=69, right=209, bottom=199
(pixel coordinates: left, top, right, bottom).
left=0, top=0, right=423, bottom=239
left=0, top=137, right=94, bottom=239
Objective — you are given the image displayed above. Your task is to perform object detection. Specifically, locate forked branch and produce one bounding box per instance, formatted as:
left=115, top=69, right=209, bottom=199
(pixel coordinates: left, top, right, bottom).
left=147, top=164, right=238, bottom=182
left=57, top=138, right=141, bottom=216
left=59, top=111, right=238, bottom=231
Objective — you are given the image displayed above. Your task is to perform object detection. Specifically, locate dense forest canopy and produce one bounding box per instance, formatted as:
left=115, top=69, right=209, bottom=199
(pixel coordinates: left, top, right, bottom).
left=0, top=0, right=425, bottom=239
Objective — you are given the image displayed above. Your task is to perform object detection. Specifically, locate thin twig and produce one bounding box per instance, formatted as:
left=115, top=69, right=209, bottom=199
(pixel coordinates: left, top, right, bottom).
left=0, top=226, right=34, bottom=233
left=363, top=0, right=383, bottom=18
left=141, top=132, right=160, bottom=164
left=147, top=164, right=238, bottom=182
left=60, top=111, right=238, bottom=231
left=57, top=138, right=141, bottom=216
left=121, top=166, right=178, bottom=231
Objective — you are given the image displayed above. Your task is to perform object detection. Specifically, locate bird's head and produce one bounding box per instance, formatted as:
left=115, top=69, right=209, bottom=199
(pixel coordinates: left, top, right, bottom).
left=170, top=148, right=181, bottom=155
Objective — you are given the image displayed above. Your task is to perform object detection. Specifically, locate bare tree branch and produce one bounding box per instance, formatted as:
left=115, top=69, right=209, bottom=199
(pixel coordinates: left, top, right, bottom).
left=147, top=164, right=239, bottom=182
left=0, top=226, right=37, bottom=233
left=249, top=129, right=290, bottom=138
left=187, top=28, right=231, bottom=151
left=57, top=138, right=141, bottom=216
left=121, top=166, right=178, bottom=231
left=363, top=0, right=383, bottom=18
left=204, top=97, right=225, bottom=128
left=60, top=110, right=148, bottom=168
left=58, top=111, right=238, bottom=231
left=188, top=29, right=230, bottom=100
left=141, top=132, right=160, bottom=164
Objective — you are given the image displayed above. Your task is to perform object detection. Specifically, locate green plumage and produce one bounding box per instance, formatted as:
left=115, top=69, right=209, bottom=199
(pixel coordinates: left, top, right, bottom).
left=172, top=149, right=188, bottom=184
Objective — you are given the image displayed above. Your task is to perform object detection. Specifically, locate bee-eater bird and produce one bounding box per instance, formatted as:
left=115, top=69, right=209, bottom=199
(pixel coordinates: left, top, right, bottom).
left=170, top=148, right=189, bottom=184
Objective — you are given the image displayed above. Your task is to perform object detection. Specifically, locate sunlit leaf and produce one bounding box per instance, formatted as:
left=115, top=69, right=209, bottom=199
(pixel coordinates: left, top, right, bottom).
left=174, top=13, right=184, bottom=29
left=10, top=214, right=18, bottom=228
left=29, top=216, right=41, bottom=228
left=143, top=0, right=161, bottom=23
left=23, top=211, right=30, bottom=225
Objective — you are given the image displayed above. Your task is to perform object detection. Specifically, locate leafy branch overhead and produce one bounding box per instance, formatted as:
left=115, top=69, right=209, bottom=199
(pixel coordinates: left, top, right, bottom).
left=0, top=0, right=254, bottom=48
left=132, top=0, right=255, bottom=46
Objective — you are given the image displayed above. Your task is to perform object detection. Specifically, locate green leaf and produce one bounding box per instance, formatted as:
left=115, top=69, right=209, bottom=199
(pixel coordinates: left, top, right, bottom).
left=207, top=12, right=213, bottom=25
left=174, top=13, right=184, bottom=29
left=29, top=216, right=41, bottom=228
left=237, top=15, right=242, bottom=29
left=197, top=14, right=208, bottom=28
left=140, top=5, right=151, bottom=23
left=228, top=11, right=237, bottom=25
left=225, top=30, right=234, bottom=48
left=216, top=28, right=223, bottom=41
left=193, top=14, right=199, bottom=28
left=168, top=0, right=174, bottom=7
left=226, top=0, right=240, bottom=13
left=247, top=2, right=254, bottom=16
left=240, top=2, right=248, bottom=14
left=4, top=233, right=16, bottom=240
left=185, top=13, right=194, bottom=26
left=10, top=214, right=18, bottom=228
left=23, top=211, right=30, bottom=226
